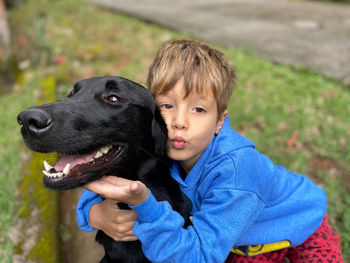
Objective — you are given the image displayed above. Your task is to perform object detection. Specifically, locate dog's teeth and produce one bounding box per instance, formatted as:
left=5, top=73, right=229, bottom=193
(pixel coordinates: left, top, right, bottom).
left=43, top=170, right=63, bottom=178
left=43, top=160, right=53, bottom=171
left=43, top=170, right=51, bottom=177
left=100, top=146, right=110, bottom=154
left=106, top=145, right=113, bottom=152
left=63, top=163, right=70, bottom=175
left=51, top=172, right=63, bottom=178
left=94, top=151, right=103, bottom=159
left=94, top=145, right=112, bottom=160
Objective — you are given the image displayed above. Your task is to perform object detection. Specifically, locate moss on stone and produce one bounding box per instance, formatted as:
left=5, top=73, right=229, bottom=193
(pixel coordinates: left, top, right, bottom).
left=15, top=75, right=61, bottom=262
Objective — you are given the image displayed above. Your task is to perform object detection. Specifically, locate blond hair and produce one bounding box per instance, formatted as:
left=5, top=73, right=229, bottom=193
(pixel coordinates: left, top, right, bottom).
left=147, top=40, right=236, bottom=115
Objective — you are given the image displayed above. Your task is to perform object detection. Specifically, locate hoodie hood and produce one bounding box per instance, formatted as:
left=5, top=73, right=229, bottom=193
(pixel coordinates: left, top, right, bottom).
left=211, top=116, right=255, bottom=158
left=171, top=116, right=255, bottom=187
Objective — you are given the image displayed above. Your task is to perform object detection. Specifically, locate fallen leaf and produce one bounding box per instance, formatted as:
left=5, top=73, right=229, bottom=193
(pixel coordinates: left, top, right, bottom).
left=286, top=131, right=298, bottom=148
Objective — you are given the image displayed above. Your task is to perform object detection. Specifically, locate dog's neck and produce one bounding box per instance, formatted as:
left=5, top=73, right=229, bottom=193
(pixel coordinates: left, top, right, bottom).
left=139, top=146, right=169, bottom=166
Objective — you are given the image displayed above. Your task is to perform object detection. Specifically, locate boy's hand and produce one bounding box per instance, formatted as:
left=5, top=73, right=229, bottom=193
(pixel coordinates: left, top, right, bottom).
left=89, top=199, right=138, bottom=241
left=84, top=176, right=149, bottom=206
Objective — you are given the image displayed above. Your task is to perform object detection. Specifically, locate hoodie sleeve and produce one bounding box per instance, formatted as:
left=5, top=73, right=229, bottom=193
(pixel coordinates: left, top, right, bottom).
left=76, top=188, right=103, bottom=232
left=130, top=187, right=264, bottom=263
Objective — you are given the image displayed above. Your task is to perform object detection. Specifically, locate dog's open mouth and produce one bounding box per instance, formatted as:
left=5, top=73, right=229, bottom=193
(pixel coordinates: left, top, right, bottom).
left=42, top=145, right=124, bottom=189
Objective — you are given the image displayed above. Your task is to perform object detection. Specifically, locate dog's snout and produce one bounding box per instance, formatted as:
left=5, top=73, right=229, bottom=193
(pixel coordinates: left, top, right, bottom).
left=17, top=108, right=52, bottom=135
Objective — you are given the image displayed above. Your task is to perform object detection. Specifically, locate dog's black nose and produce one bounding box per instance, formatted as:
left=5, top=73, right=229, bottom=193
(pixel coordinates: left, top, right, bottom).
left=17, top=108, right=52, bottom=135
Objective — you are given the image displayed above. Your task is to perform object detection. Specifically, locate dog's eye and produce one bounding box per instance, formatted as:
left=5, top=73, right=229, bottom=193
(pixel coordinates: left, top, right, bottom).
left=105, top=94, right=120, bottom=104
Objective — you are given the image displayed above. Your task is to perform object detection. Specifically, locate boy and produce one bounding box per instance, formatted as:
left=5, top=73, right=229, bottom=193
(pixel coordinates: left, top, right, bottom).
left=77, top=40, right=343, bottom=262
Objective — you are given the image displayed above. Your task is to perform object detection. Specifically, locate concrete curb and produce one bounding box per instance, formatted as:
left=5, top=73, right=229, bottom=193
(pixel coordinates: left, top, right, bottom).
left=93, top=0, right=350, bottom=84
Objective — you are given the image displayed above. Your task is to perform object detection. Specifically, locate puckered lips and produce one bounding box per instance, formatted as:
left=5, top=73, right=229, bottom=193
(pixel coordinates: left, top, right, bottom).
left=42, top=145, right=124, bottom=189
left=171, top=136, right=186, bottom=149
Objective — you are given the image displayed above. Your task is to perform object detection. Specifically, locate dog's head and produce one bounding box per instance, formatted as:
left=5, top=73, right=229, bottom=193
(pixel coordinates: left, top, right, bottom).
left=17, top=76, right=168, bottom=190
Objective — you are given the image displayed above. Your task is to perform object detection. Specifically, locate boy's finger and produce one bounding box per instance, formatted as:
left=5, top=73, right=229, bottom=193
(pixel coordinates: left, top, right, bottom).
left=114, top=221, right=135, bottom=234
left=113, top=210, right=138, bottom=223
left=130, top=181, right=143, bottom=194
left=86, top=176, right=129, bottom=190
left=118, top=235, right=138, bottom=242
left=104, top=199, right=120, bottom=208
left=104, top=176, right=135, bottom=187
left=84, top=176, right=149, bottom=205
left=84, top=181, right=126, bottom=200
left=108, top=231, right=138, bottom=242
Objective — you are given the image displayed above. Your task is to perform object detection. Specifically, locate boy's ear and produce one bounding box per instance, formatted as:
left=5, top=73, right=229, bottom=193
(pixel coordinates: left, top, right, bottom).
left=215, top=110, right=228, bottom=135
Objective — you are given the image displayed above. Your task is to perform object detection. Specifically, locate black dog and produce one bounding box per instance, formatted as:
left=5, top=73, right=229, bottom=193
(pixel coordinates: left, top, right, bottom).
left=17, top=76, right=192, bottom=263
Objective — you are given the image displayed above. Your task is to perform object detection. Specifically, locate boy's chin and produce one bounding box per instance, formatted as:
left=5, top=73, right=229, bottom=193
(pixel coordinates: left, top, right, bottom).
left=169, top=150, right=202, bottom=173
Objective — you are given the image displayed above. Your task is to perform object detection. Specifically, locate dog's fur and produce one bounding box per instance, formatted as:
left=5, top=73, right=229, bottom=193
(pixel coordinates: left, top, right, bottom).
left=17, top=76, right=192, bottom=263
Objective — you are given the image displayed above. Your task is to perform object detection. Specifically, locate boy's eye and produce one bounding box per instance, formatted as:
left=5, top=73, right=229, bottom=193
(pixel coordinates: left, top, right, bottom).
left=193, top=107, right=206, bottom=113
left=160, top=104, right=173, bottom=110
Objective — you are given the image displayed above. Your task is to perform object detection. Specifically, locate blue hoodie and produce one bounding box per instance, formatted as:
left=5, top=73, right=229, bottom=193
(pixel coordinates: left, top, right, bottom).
left=77, top=117, right=327, bottom=262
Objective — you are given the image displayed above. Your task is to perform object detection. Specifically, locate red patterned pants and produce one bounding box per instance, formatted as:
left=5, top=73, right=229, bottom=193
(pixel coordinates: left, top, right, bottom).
left=225, top=215, right=343, bottom=263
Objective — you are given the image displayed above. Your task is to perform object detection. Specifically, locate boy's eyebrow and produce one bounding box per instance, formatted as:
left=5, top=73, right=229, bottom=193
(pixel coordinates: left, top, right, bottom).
left=155, top=87, right=216, bottom=104
left=194, top=90, right=216, bottom=102
left=196, top=98, right=215, bottom=106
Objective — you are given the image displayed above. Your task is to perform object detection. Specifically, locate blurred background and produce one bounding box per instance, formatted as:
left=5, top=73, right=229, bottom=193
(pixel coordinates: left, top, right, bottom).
left=0, top=0, right=349, bottom=262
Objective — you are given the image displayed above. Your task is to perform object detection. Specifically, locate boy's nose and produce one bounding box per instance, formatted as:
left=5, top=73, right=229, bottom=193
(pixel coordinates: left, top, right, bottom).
left=172, top=111, right=187, bottom=130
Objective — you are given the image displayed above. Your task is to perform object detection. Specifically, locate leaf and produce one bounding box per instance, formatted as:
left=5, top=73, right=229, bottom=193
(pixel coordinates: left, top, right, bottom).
left=286, top=131, right=298, bottom=148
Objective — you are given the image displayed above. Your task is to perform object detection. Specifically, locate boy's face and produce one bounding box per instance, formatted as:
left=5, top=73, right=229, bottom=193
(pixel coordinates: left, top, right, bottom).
left=155, top=77, right=227, bottom=173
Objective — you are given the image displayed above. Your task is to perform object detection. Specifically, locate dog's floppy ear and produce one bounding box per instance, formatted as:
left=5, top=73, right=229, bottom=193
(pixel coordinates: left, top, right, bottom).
left=151, top=104, right=168, bottom=157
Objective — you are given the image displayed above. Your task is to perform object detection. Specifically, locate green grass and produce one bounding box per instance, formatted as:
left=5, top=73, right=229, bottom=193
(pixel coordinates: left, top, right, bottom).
left=312, top=0, right=350, bottom=3
left=0, top=73, right=61, bottom=262
left=2, top=0, right=349, bottom=260
left=0, top=74, right=36, bottom=260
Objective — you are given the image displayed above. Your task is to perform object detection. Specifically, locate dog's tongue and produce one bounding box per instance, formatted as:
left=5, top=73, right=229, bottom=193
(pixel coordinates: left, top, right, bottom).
left=54, top=150, right=98, bottom=171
